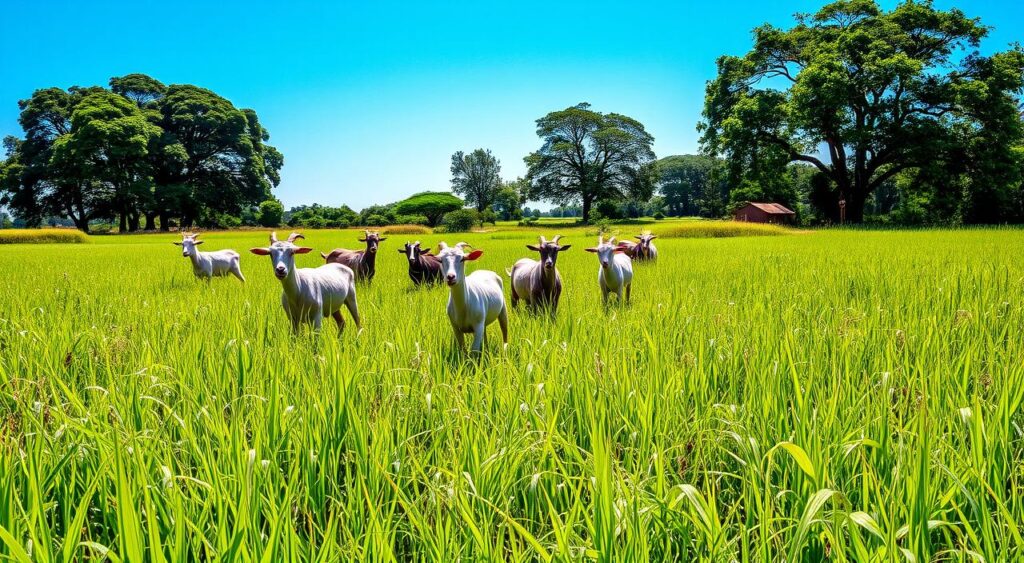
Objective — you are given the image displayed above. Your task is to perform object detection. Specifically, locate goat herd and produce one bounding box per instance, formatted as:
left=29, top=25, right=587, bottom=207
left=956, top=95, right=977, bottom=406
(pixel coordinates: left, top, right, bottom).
left=175, top=229, right=659, bottom=353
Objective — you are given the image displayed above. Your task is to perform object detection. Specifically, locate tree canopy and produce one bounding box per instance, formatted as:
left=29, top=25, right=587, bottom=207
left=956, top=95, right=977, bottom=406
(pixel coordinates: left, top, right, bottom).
left=700, top=0, right=1024, bottom=223
left=0, top=74, right=283, bottom=232
left=525, top=103, right=656, bottom=222
left=393, top=191, right=464, bottom=226
left=450, top=149, right=501, bottom=212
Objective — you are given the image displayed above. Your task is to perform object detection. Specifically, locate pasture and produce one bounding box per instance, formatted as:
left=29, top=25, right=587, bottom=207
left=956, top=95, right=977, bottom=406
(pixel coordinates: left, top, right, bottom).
left=1, top=224, right=1022, bottom=561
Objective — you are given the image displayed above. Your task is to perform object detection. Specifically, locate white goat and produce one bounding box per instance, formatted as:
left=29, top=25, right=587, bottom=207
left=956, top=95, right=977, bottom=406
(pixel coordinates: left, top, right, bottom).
left=174, top=232, right=245, bottom=282
left=250, top=232, right=360, bottom=335
left=585, top=236, right=633, bottom=305
left=437, top=242, right=508, bottom=354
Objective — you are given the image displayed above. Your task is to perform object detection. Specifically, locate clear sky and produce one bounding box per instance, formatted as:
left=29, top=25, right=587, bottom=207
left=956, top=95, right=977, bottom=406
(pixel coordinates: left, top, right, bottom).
left=2, top=0, right=1022, bottom=210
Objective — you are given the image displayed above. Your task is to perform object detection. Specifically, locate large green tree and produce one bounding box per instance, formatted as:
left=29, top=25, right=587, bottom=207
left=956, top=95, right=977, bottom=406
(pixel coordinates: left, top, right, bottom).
left=0, top=86, right=107, bottom=231
left=152, top=84, right=283, bottom=229
left=393, top=191, right=463, bottom=226
left=525, top=103, right=655, bottom=223
left=700, top=0, right=1024, bottom=223
left=450, top=148, right=501, bottom=212
left=51, top=91, right=162, bottom=232
left=656, top=155, right=729, bottom=217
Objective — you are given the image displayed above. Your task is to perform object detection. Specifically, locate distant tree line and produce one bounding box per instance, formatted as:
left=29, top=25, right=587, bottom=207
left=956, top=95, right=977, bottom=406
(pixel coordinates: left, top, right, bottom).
left=0, top=74, right=283, bottom=233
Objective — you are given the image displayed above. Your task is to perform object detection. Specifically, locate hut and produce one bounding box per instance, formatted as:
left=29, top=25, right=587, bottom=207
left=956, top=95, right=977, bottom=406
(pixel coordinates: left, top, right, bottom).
left=733, top=202, right=796, bottom=224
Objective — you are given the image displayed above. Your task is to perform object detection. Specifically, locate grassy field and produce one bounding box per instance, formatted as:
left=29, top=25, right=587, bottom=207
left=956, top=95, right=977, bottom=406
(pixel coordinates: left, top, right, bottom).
left=1, top=222, right=1022, bottom=561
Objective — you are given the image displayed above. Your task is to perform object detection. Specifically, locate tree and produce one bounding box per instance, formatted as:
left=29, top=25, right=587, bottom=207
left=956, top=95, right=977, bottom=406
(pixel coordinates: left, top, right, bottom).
left=50, top=91, right=162, bottom=232
left=657, top=155, right=729, bottom=217
left=393, top=191, right=464, bottom=226
left=1, top=87, right=109, bottom=231
left=258, top=199, right=284, bottom=227
left=450, top=149, right=501, bottom=212
left=700, top=0, right=1024, bottom=223
left=153, top=84, right=283, bottom=229
left=109, top=74, right=166, bottom=107
left=525, top=103, right=655, bottom=222
left=492, top=178, right=528, bottom=220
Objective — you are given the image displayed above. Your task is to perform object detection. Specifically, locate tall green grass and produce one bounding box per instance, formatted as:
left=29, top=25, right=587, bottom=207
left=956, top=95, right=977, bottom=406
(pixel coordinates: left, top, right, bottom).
left=0, top=227, right=1022, bottom=560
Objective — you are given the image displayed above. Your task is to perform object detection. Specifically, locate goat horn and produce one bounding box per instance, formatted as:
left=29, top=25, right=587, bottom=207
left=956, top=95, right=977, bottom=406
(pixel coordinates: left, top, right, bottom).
left=609, top=236, right=617, bottom=245
left=538, top=235, right=547, bottom=245
left=287, top=232, right=304, bottom=243
left=454, top=242, right=473, bottom=251
left=552, top=234, right=562, bottom=244
left=270, top=231, right=279, bottom=244
left=438, top=242, right=449, bottom=250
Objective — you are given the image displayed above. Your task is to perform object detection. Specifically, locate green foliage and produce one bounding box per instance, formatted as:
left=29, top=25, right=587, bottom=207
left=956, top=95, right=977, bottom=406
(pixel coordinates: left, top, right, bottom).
left=451, top=149, right=501, bottom=212
left=287, top=204, right=356, bottom=228
left=258, top=199, right=284, bottom=227
left=492, top=178, right=527, bottom=220
left=0, top=75, right=283, bottom=233
left=0, top=227, right=90, bottom=244
left=653, top=211, right=665, bottom=220
left=700, top=0, right=1024, bottom=223
left=657, top=154, right=729, bottom=217
left=526, top=103, right=656, bottom=222
left=394, top=191, right=464, bottom=227
left=440, top=208, right=478, bottom=232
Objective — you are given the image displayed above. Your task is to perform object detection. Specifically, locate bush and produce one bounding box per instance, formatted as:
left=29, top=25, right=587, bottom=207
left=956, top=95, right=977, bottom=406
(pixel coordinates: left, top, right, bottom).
left=480, top=208, right=498, bottom=226
left=653, top=211, right=665, bottom=220
left=441, top=209, right=478, bottom=233
left=0, top=228, right=90, bottom=244
left=383, top=224, right=432, bottom=235
left=393, top=214, right=429, bottom=226
left=517, top=216, right=539, bottom=227
left=259, top=199, right=285, bottom=227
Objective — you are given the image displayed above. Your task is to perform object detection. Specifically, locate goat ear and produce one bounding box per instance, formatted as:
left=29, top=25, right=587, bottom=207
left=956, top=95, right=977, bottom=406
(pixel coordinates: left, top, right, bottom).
left=649, top=235, right=657, bottom=239
left=397, top=248, right=407, bottom=254
left=635, top=235, right=642, bottom=240
left=358, top=238, right=367, bottom=242
left=585, top=247, right=598, bottom=253
left=378, top=237, right=387, bottom=241
left=173, top=242, right=182, bottom=246
left=559, top=244, right=572, bottom=251
left=194, top=240, right=204, bottom=245
left=294, top=247, right=314, bottom=254
left=464, top=249, right=483, bottom=261
left=526, top=244, right=540, bottom=251
left=250, top=248, right=271, bottom=256
left=421, top=247, right=431, bottom=254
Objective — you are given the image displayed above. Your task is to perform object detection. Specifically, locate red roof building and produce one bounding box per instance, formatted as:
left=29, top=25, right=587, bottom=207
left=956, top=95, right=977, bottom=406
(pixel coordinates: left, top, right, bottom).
left=733, top=202, right=797, bottom=224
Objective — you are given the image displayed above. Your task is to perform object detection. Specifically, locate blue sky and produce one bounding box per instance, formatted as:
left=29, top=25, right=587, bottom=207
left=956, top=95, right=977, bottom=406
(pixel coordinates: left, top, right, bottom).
left=2, top=0, right=1022, bottom=210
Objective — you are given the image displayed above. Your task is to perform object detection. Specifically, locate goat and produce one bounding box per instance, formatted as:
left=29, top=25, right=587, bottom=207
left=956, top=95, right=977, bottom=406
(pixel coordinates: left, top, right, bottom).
left=508, top=234, right=571, bottom=314
left=617, top=232, right=658, bottom=262
left=321, top=230, right=386, bottom=281
left=250, top=232, right=360, bottom=335
left=437, top=242, right=508, bottom=354
left=586, top=236, right=633, bottom=305
left=398, top=241, right=443, bottom=286
left=173, top=232, right=245, bottom=282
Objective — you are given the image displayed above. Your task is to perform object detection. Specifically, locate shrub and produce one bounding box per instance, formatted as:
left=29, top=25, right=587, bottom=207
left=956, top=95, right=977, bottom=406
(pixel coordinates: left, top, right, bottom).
left=480, top=208, right=498, bottom=226
left=258, top=199, right=285, bottom=227
left=383, top=224, right=432, bottom=235
left=393, top=214, right=430, bottom=226
left=517, top=216, right=539, bottom=227
left=0, top=228, right=90, bottom=244
left=441, top=209, right=478, bottom=233
left=653, top=211, right=666, bottom=220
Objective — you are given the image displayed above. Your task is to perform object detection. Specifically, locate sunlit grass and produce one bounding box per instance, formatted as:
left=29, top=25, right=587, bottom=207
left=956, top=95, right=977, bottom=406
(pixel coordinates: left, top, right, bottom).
left=1, top=226, right=1022, bottom=560
left=0, top=228, right=90, bottom=244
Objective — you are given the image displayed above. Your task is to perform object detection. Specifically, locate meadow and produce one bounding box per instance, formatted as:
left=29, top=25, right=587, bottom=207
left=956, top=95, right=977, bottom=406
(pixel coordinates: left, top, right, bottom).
left=0, top=222, right=1022, bottom=561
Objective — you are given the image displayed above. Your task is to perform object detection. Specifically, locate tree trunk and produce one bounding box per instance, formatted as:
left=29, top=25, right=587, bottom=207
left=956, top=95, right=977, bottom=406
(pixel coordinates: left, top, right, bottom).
left=582, top=196, right=593, bottom=223
left=74, top=216, right=90, bottom=234
left=159, top=211, right=170, bottom=232
left=119, top=213, right=127, bottom=234
left=144, top=212, right=156, bottom=231
left=128, top=212, right=140, bottom=232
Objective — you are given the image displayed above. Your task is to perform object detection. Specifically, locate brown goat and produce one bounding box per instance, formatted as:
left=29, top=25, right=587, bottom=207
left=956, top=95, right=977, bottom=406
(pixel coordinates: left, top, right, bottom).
left=508, top=235, right=571, bottom=314
left=398, top=241, right=443, bottom=286
left=618, top=232, right=658, bottom=262
left=321, top=230, right=386, bottom=281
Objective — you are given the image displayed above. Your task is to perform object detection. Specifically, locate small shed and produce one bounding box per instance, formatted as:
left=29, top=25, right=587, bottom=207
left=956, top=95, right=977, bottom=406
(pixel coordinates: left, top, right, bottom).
left=733, top=202, right=796, bottom=224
